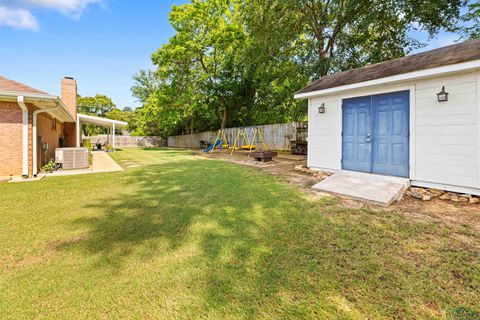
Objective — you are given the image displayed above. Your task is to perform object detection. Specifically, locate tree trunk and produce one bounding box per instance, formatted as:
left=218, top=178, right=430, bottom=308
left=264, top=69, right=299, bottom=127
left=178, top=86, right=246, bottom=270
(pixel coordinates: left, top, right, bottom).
left=221, top=107, right=228, bottom=129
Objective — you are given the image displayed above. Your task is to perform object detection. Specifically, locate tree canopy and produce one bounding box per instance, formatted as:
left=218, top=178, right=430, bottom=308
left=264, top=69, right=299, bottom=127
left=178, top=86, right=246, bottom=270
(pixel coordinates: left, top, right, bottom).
left=78, top=94, right=135, bottom=135
left=132, top=0, right=473, bottom=138
left=455, top=1, right=480, bottom=39
left=78, top=94, right=116, bottom=117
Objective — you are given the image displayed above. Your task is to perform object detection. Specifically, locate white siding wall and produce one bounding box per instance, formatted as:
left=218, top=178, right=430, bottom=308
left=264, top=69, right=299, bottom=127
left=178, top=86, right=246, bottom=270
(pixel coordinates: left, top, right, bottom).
left=414, top=73, right=478, bottom=189
left=308, top=70, right=480, bottom=193
left=308, top=95, right=342, bottom=170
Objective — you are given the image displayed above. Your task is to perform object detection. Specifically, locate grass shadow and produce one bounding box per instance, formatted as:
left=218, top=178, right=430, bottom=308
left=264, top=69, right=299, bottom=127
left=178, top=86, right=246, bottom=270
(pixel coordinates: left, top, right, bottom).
left=64, top=151, right=479, bottom=318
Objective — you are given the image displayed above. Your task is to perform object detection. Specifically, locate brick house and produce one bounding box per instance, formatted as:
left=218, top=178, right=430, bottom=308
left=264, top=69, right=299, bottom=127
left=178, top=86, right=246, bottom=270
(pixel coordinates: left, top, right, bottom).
left=0, top=76, right=106, bottom=179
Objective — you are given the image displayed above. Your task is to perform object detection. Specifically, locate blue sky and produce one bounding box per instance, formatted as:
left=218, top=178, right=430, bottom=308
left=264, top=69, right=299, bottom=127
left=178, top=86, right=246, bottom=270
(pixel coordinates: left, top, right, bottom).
left=0, top=0, right=188, bottom=109
left=0, top=0, right=460, bottom=109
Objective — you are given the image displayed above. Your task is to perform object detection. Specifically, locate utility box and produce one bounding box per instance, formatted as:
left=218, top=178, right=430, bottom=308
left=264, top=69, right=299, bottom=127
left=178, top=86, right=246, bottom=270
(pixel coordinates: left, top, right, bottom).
left=55, top=148, right=89, bottom=170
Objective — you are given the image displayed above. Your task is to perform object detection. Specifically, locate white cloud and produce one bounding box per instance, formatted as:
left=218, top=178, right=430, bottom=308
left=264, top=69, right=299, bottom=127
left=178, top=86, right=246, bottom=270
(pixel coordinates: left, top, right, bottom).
left=0, top=0, right=104, bottom=30
left=0, top=6, right=38, bottom=30
left=20, top=0, right=103, bottom=16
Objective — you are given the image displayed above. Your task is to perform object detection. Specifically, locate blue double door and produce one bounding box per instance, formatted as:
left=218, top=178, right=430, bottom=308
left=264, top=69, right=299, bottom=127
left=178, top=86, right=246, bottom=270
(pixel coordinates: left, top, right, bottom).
left=342, top=91, right=410, bottom=177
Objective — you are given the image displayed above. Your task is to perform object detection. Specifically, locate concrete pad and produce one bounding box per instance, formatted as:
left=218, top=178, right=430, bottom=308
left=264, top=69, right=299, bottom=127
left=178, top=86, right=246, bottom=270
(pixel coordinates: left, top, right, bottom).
left=5, top=152, right=123, bottom=183
left=47, top=151, right=123, bottom=177
left=91, top=151, right=124, bottom=172
left=312, top=171, right=410, bottom=206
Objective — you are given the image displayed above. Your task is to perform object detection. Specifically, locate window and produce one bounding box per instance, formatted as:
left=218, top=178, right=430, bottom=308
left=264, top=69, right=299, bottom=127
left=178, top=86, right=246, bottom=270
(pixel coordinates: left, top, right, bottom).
left=51, top=118, right=57, bottom=130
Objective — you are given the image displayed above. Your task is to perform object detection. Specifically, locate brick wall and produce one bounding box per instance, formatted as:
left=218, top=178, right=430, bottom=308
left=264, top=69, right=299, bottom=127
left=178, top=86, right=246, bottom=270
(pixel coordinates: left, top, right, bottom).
left=0, top=101, right=23, bottom=177
left=37, top=112, right=64, bottom=167
left=0, top=101, right=67, bottom=178
left=61, top=77, right=78, bottom=148
left=64, top=122, right=77, bottom=147
left=61, top=77, right=77, bottom=120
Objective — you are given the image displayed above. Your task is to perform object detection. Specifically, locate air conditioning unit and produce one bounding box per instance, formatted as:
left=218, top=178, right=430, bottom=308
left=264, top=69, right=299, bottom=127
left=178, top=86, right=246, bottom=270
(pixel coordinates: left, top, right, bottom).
left=55, top=148, right=89, bottom=170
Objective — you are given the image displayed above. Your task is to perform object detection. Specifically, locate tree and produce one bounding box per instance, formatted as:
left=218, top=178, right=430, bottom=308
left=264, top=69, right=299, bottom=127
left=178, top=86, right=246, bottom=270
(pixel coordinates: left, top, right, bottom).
left=78, top=94, right=116, bottom=116
left=151, top=0, right=249, bottom=129
left=132, top=0, right=469, bottom=138
left=246, top=0, right=465, bottom=78
left=131, top=70, right=159, bottom=104
left=455, top=0, right=480, bottom=39
left=105, top=108, right=136, bottom=133
left=78, top=94, right=117, bottom=136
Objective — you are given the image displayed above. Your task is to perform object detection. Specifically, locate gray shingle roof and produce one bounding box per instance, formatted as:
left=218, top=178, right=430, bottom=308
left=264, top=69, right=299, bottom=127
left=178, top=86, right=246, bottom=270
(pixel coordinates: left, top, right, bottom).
left=0, top=76, right=47, bottom=94
left=297, top=38, right=480, bottom=95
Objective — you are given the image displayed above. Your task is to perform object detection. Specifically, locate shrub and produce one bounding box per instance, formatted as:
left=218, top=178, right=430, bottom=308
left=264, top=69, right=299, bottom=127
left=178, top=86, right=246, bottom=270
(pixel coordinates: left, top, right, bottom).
left=41, top=161, right=56, bottom=173
left=84, top=139, right=93, bottom=151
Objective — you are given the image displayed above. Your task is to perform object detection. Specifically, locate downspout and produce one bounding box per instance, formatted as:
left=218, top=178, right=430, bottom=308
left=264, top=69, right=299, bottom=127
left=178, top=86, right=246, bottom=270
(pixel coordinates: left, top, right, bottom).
left=32, top=100, right=61, bottom=176
left=17, top=96, right=29, bottom=177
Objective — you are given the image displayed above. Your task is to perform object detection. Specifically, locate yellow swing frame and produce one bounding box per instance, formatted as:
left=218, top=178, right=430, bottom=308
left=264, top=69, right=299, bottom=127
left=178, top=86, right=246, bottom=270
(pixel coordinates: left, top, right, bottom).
left=207, top=129, right=230, bottom=153
left=247, top=128, right=269, bottom=154
left=230, top=128, right=250, bottom=155
left=230, top=127, right=269, bottom=156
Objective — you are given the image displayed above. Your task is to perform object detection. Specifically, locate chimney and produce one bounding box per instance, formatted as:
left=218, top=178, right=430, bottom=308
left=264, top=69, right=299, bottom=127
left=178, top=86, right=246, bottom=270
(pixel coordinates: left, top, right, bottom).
left=61, top=77, right=77, bottom=120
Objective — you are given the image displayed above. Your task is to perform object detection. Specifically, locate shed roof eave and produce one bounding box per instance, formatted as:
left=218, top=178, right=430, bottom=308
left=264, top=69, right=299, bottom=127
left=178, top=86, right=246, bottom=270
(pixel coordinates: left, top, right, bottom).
left=295, top=57, right=480, bottom=100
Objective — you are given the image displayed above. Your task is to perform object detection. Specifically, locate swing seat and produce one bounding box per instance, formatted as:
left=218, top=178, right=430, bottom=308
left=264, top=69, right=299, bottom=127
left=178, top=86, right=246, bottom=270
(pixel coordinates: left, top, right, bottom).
left=241, top=145, right=257, bottom=150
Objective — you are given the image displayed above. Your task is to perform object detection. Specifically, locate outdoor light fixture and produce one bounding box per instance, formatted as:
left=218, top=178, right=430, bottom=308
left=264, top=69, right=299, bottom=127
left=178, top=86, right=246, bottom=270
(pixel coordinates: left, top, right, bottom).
left=437, top=86, right=449, bottom=102
left=318, top=103, right=326, bottom=114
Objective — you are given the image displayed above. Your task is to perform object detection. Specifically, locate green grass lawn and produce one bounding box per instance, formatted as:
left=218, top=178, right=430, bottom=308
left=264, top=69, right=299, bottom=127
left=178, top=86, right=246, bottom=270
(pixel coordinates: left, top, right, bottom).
left=0, top=148, right=478, bottom=319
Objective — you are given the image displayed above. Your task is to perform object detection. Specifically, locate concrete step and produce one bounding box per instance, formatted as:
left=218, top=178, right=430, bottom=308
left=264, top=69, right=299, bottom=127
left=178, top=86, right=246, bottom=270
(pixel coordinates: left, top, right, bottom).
left=312, top=171, right=410, bottom=206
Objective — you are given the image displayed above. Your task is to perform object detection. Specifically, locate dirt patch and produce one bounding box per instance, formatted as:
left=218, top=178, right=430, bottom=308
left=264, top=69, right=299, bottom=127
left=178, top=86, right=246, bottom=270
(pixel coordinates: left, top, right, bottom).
left=392, top=197, right=480, bottom=235
left=1, top=236, right=85, bottom=272
left=46, top=236, right=86, bottom=250
left=194, top=149, right=480, bottom=232
left=198, top=150, right=324, bottom=194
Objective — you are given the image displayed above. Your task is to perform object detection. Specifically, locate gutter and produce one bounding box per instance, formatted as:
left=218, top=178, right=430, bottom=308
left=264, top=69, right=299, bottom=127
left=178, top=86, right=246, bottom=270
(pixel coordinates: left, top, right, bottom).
left=0, top=90, right=58, bottom=101
left=16, top=96, right=29, bottom=177
left=32, top=99, right=61, bottom=176
left=0, top=90, right=75, bottom=122
left=294, top=59, right=480, bottom=99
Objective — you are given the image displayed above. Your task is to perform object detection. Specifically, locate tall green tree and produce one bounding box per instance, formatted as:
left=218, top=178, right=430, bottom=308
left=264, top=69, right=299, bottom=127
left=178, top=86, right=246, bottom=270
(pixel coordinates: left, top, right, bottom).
left=105, top=108, right=136, bottom=133
left=78, top=94, right=116, bottom=117
left=132, top=0, right=470, bottom=138
left=78, top=94, right=117, bottom=136
left=152, top=0, right=248, bottom=129
left=245, top=0, right=465, bottom=78
left=455, top=0, right=480, bottom=39
left=131, top=70, right=159, bottom=103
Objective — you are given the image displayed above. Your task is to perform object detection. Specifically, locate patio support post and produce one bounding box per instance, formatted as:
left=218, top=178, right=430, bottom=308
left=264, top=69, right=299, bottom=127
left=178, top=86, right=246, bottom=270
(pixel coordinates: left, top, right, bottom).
left=112, top=123, right=116, bottom=151
left=76, top=114, right=81, bottom=147
left=76, top=114, right=127, bottom=150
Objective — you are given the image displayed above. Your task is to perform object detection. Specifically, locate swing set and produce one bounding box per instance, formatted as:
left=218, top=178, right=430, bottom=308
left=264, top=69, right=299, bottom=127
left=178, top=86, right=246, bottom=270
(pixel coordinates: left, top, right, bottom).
left=204, top=127, right=269, bottom=155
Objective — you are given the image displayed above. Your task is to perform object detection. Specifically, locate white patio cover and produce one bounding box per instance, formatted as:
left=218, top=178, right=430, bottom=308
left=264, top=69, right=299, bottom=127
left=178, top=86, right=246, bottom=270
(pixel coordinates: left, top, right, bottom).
left=76, top=113, right=128, bottom=149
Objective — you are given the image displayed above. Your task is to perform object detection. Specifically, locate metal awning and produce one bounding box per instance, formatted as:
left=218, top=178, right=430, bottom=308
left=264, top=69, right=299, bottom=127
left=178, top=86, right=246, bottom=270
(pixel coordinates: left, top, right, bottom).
left=77, top=113, right=128, bottom=128
left=76, top=113, right=128, bottom=149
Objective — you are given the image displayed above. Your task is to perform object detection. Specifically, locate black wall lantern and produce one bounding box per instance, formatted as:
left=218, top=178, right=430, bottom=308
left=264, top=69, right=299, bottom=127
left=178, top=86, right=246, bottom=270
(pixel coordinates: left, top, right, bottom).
left=437, top=86, right=449, bottom=102
left=318, top=103, right=326, bottom=114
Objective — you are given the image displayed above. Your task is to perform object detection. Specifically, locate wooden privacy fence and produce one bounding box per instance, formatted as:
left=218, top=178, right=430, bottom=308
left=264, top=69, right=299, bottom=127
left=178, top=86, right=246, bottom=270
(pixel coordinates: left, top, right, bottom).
left=167, top=122, right=307, bottom=151
left=84, top=135, right=166, bottom=148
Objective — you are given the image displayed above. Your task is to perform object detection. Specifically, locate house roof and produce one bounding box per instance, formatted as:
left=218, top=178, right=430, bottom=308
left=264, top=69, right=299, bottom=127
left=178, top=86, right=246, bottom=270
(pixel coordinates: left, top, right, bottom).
left=0, top=76, right=47, bottom=94
left=0, top=75, right=74, bottom=123
left=297, top=38, right=480, bottom=95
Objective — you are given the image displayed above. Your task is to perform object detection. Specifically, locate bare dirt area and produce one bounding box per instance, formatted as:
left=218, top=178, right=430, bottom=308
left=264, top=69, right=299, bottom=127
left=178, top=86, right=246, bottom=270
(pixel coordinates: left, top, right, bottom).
left=196, top=149, right=320, bottom=190
left=193, top=148, right=480, bottom=236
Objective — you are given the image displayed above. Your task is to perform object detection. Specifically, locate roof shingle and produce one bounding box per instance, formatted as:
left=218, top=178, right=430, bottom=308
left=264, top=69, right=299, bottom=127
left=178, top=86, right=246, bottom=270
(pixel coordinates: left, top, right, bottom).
left=297, top=38, right=480, bottom=95
left=0, top=76, right=47, bottom=95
